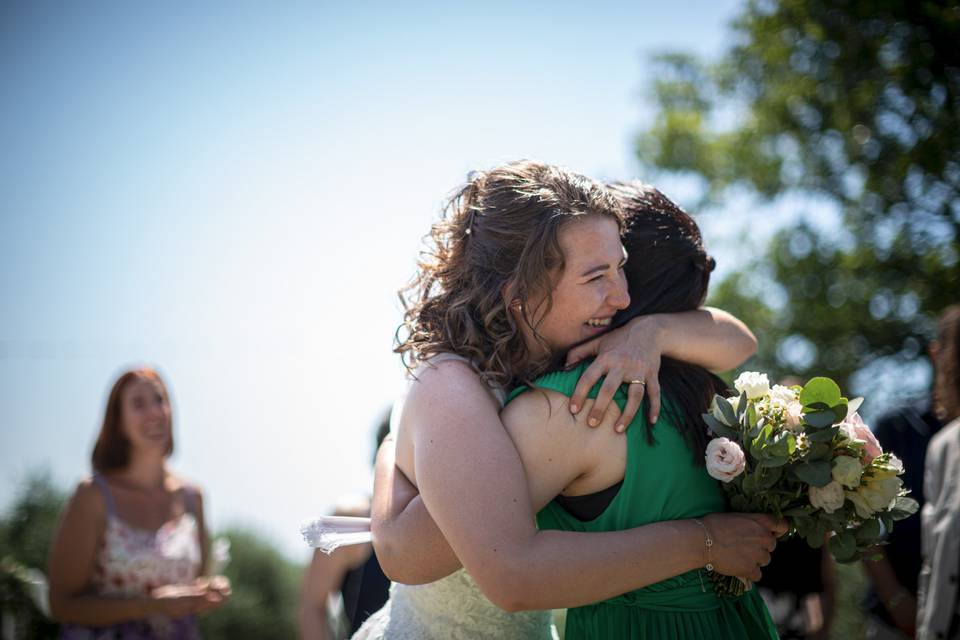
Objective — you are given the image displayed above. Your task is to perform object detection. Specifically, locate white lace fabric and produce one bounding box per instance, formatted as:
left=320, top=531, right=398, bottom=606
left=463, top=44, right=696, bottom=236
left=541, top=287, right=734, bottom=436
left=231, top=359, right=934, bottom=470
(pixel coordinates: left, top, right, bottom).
left=353, top=569, right=553, bottom=640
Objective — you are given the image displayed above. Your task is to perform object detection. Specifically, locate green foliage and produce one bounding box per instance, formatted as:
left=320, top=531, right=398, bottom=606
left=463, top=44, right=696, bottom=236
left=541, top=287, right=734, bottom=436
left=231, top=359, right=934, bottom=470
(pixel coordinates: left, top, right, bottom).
left=637, top=0, right=960, bottom=403
left=0, top=471, right=66, bottom=639
left=0, top=471, right=67, bottom=572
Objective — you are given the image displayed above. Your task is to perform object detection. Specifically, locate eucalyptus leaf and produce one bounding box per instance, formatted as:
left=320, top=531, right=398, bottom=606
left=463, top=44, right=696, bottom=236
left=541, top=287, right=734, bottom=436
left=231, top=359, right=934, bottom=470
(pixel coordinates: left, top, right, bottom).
left=792, top=461, right=832, bottom=487
left=890, top=497, right=919, bottom=521
left=828, top=531, right=858, bottom=563
left=803, top=411, right=837, bottom=429
left=758, top=456, right=789, bottom=468
left=855, top=518, right=882, bottom=543
left=703, top=414, right=740, bottom=439
left=805, top=442, right=834, bottom=461
left=718, top=395, right=738, bottom=426
left=800, top=377, right=842, bottom=408
left=847, top=397, right=864, bottom=415
left=806, top=427, right=838, bottom=443
left=737, top=391, right=748, bottom=417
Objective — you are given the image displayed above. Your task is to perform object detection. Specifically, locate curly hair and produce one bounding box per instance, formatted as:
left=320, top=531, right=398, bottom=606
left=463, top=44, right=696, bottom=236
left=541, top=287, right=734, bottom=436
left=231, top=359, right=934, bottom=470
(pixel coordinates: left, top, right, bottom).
left=396, top=160, right=623, bottom=388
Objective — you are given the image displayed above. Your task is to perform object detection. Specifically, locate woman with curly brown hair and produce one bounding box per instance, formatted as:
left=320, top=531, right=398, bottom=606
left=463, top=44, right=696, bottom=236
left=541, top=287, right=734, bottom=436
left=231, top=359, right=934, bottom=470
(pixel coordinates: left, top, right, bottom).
left=359, top=161, right=784, bottom=639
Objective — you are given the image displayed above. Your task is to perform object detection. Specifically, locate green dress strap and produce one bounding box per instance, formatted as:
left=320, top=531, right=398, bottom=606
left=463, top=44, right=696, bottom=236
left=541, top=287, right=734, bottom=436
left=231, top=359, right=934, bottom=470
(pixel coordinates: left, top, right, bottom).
left=509, top=362, right=779, bottom=640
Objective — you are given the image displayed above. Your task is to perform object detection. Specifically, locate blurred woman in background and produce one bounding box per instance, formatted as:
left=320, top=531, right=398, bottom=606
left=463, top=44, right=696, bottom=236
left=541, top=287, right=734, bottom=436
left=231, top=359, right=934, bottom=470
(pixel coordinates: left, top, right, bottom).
left=48, top=367, right=229, bottom=639
left=917, top=305, right=960, bottom=640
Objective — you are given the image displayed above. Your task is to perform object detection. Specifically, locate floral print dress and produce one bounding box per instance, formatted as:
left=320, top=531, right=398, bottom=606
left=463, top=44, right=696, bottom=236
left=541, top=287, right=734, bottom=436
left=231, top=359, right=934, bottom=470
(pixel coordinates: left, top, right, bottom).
left=60, top=475, right=203, bottom=640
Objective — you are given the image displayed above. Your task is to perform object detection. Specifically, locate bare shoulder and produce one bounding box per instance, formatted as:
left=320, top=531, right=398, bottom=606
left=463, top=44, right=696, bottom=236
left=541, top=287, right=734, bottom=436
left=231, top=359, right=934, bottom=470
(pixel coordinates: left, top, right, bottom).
left=502, top=388, right=583, bottom=440
left=64, top=477, right=107, bottom=524
left=167, top=474, right=205, bottom=513
left=405, top=357, right=500, bottom=418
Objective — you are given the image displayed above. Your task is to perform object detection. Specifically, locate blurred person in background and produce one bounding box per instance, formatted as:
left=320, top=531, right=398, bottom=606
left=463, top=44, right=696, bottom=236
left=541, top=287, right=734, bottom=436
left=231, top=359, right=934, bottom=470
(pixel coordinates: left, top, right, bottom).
left=48, top=368, right=230, bottom=639
left=299, top=414, right=391, bottom=640
left=864, top=308, right=956, bottom=639
left=917, top=305, right=960, bottom=640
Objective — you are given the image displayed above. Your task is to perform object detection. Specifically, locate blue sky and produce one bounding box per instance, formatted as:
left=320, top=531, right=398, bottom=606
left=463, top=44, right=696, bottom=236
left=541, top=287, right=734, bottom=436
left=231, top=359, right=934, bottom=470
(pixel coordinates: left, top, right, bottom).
left=1, top=0, right=746, bottom=559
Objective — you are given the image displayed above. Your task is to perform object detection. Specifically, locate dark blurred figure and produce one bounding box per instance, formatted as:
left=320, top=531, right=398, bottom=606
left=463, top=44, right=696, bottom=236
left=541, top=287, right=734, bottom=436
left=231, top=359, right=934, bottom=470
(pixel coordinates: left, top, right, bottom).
left=917, top=305, right=960, bottom=640
left=864, top=306, right=959, bottom=639
left=299, top=414, right=391, bottom=640
left=758, top=378, right=836, bottom=640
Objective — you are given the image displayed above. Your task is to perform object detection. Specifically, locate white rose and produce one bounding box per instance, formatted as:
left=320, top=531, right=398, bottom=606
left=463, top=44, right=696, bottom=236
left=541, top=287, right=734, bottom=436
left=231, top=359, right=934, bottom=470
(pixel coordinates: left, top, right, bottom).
left=809, top=481, right=845, bottom=514
left=831, top=455, right=863, bottom=488
left=734, top=372, right=771, bottom=400
left=705, top=437, right=746, bottom=483
left=768, top=384, right=797, bottom=408
left=846, top=475, right=903, bottom=518
left=785, top=400, right=804, bottom=430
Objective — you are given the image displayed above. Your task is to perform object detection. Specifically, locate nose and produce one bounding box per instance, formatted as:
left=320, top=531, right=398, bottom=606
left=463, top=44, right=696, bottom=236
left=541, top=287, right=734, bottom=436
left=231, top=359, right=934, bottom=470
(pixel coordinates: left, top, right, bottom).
left=609, top=272, right=630, bottom=310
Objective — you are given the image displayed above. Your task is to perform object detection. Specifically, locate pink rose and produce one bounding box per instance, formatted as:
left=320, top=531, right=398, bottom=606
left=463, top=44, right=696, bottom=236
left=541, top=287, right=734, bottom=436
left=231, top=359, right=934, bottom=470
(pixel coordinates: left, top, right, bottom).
left=705, top=437, right=747, bottom=483
left=839, top=412, right=883, bottom=463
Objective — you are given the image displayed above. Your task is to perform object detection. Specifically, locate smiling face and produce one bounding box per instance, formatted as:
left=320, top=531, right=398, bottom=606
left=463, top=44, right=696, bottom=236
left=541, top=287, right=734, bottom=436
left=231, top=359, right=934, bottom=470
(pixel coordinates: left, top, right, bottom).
left=516, top=214, right=629, bottom=357
left=119, top=376, right=173, bottom=457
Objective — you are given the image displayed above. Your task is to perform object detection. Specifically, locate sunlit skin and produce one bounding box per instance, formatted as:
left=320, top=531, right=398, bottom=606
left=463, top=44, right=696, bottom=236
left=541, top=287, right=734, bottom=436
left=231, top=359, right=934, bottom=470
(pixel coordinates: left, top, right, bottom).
left=46, top=372, right=232, bottom=626
left=119, top=378, right=173, bottom=458
left=372, top=209, right=782, bottom=614
left=514, top=214, right=630, bottom=357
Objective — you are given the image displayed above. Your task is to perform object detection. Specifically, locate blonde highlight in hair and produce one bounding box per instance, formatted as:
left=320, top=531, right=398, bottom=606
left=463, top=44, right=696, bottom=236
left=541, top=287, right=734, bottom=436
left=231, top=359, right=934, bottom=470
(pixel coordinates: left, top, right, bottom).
left=395, top=160, right=623, bottom=388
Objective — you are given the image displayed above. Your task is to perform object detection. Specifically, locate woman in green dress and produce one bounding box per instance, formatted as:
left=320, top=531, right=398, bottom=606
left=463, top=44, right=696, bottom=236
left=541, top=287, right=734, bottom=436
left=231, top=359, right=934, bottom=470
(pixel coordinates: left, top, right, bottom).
left=501, top=182, right=778, bottom=639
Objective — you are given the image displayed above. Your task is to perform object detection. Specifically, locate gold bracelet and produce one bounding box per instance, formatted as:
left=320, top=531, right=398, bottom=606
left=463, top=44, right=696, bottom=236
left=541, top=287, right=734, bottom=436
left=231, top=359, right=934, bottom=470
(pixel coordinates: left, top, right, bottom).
left=693, top=519, right=714, bottom=571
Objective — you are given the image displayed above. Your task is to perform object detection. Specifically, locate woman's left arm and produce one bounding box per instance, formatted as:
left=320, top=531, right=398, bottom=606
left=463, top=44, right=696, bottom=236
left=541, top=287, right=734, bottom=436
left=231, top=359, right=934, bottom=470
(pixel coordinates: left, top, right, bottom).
left=566, top=307, right=756, bottom=430
left=192, top=487, right=210, bottom=575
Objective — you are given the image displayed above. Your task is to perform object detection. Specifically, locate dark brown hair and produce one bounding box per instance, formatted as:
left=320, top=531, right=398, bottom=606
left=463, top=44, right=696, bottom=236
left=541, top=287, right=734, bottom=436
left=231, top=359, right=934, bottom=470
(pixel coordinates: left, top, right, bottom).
left=933, top=304, right=960, bottom=422
left=608, top=181, right=725, bottom=465
left=92, top=368, right=173, bottom=472
left=396, top=160, right=623, bottom=388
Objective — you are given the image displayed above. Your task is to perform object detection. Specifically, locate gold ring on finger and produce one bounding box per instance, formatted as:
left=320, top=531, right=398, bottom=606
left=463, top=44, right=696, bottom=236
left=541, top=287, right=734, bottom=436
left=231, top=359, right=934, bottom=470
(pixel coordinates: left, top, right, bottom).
left=627, top=379, right=646, bottom=386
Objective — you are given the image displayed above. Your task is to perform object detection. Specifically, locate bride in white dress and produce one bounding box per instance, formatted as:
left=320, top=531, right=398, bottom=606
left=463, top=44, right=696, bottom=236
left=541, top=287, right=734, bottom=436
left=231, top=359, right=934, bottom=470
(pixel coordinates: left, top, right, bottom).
left=356, top=161, right=781, bottom=639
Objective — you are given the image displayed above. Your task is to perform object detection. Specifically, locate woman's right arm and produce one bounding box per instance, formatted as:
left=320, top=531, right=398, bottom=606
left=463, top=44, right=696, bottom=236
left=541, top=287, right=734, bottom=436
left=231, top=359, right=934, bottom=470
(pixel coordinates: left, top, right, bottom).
left=370, top=435, right=462, bottom=584
left=48, top=480, right=220, bottom=624
left=401, top=360, right=783, bottom=611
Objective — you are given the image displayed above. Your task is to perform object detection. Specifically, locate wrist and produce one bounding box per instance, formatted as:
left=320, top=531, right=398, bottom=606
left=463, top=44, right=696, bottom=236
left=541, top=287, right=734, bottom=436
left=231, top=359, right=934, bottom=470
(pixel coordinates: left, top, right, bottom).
left=692, top=519, right=715, bottom=571
left=884, top=586, right=910, bottom=609
left=628, top=314, right=667, bottom=349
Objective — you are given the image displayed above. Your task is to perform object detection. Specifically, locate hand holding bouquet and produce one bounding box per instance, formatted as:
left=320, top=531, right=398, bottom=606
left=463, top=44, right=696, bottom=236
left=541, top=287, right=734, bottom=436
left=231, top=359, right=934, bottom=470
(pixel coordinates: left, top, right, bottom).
left=702, top=372, right=918, bottom=596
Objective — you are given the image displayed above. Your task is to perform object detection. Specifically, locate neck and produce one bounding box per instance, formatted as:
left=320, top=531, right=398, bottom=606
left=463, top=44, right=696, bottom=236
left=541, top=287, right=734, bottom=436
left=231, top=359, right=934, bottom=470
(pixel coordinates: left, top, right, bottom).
left=117, top=453, right=167, bottom=491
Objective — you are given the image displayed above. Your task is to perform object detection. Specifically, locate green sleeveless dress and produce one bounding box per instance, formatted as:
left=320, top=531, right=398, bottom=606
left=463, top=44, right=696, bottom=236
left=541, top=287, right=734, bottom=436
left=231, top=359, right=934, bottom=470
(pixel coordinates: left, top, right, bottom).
left=508, top=363, right=778, bottom=640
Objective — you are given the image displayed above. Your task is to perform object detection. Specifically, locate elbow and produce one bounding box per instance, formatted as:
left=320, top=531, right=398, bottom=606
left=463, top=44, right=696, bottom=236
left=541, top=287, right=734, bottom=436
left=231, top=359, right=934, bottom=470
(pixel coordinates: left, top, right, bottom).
left=370, top=527, right=420, bottom=585
left=470, top=560, right=538, bottom=613
left=48, top=593, right=70, bottom=624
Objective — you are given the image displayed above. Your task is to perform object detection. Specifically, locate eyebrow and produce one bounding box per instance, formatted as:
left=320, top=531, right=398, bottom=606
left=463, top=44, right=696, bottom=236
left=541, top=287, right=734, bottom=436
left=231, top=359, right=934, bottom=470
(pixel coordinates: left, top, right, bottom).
left=579, top=254, right=628, bottom=278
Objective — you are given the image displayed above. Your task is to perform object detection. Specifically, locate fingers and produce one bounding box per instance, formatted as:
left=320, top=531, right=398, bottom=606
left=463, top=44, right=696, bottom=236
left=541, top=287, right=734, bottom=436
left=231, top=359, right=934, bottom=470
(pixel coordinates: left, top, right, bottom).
left=617, top=383, right=645, bottom=432
left=758, top=549, right=772, bottom=567
left=564, top=337, right=600, bottom=370
left=645, top=375, right=661, bottom=425
left=588, top=373, right=623, bottom=427
left=569, top=359, right=606, bottom=415
left=746, top=513, right=789, bottom=537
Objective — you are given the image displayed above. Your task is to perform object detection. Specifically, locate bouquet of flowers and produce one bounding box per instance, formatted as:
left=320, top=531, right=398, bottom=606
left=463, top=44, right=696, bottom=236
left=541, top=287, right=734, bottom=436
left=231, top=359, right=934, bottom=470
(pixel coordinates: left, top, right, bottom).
left=702, top=372, right=918, bottom=596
